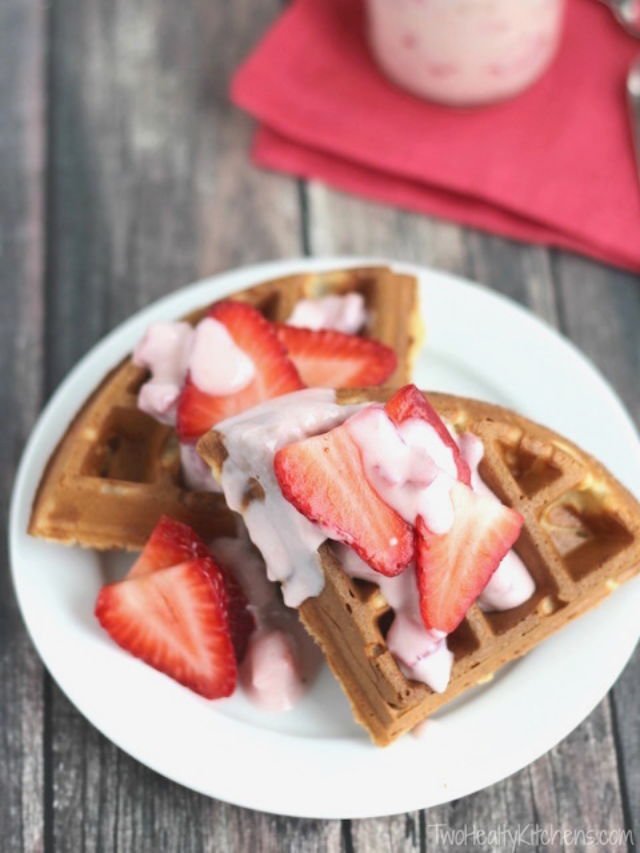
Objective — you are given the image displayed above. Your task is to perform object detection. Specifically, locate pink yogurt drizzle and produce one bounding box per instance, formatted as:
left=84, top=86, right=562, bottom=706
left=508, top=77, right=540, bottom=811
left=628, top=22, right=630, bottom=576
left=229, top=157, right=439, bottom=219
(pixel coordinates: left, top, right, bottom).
left=134, top=293, right=369, bottom=490
left=215, top=392, right=535, bottom=696
left=133, top=316, right=256, bottom=491
left=133, top=321, right=193, bottom=426
left=286, top=292, right=367, bottom=335
left=133, top=317, right=255, bottom=424
left=210, top=533, right=323, bottom=711
left=189, top=318, right=255, bottom=396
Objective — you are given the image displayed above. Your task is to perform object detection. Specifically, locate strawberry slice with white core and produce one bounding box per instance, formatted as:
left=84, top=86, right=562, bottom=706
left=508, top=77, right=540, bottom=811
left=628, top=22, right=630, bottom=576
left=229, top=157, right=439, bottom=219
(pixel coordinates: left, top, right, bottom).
left=274, top=324, right=397, bottom=389
left=176, top=300, right=304, bottom=443
left=128, top=515, right=210, bottom=579
left=127, top=515, right=255, bottom=662
left=274, top=422, right=415, bottom=577
left=416, top=482, right=524, bottom=634
left=385, top=385, right=471, bottom=486
left=95, top=558, right=237, bottom=699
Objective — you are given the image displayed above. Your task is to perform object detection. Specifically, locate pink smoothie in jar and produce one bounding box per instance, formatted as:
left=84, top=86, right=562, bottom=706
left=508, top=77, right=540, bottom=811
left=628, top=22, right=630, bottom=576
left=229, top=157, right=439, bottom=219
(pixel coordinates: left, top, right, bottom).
left=366, top=0, right=567, bottom=106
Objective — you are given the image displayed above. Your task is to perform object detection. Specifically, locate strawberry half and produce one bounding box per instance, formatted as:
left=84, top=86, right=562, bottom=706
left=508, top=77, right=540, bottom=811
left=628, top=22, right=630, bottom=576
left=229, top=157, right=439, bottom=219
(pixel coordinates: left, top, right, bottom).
left=127, top=515, right=255, bottom=662
left=385, top=385, right=471, bottom=485
left=176, top=301, right=304, bottom=443
left=274, top=423, right=414, bottom=576
left=213, top=558, right=255, bottom=663
left=127, top=515, right=210, bottom=579
left=416, top=482, right=523, bottom=634
left=274, top=324, right=397, bottom=388
left=95, top=558, right=237, bottom=699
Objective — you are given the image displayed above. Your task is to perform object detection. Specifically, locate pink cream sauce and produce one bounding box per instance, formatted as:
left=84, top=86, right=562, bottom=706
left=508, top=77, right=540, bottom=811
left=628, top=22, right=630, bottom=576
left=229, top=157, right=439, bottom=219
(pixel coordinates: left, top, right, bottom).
left=133, top=318, right=255, bottom=424
left=216, top=391, right=535, bottom=698
left=210, top=534, right=323, bottom=711
left=287, top=292, right=367, bottom=334
left=133, top=295, right=369, bottom=489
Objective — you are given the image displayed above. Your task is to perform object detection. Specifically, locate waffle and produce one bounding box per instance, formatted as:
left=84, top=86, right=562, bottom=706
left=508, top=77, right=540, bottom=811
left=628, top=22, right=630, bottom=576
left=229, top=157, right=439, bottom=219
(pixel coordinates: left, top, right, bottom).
left=197, top=388, right=640, bottom=746
left=28, top=267, right=421, bottom=551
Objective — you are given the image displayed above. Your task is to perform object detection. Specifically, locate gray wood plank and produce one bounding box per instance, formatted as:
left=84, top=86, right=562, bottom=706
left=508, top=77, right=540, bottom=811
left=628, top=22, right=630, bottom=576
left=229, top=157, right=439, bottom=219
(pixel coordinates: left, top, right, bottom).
left=49, top=724, right=341, bottom=853
left=306, top=184, right=560, bottom=323
left=348, top=812, right=423, bottom=852
left=554, top=255, right=640, bottom=424
left=305, top=184, right=635, bottom=848
left=46, top=0, right=299, bottom=387
left=0, top=0, right=47, bottom=850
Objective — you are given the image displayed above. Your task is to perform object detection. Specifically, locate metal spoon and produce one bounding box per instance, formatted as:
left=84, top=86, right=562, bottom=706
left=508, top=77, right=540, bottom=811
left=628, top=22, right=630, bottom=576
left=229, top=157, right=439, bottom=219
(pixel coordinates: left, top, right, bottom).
left=598, top=0, right=640, bottom=37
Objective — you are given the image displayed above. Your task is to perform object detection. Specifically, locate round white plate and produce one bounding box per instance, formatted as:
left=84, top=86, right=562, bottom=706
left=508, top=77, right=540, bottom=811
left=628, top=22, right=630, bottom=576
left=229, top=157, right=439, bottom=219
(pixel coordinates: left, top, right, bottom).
left=10, top=258, right=640, bottom=819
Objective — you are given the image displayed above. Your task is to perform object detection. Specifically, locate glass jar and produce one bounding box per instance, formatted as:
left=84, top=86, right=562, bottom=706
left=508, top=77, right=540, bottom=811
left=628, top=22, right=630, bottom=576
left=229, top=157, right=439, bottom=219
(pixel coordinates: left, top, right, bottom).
left=366, top=0, right=567, bottom=107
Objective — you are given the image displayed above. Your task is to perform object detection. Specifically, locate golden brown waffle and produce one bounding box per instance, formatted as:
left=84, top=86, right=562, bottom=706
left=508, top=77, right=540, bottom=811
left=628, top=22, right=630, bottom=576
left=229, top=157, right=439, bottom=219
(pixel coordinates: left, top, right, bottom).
left=197, top=388, right=640, bottom=746
left=28, top=267, right=421, bottom=551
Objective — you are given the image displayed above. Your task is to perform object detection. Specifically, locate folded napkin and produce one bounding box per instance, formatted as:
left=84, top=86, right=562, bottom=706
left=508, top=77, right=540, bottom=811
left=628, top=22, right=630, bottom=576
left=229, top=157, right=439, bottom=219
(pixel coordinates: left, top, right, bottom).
left=232, top=0, right=640, bottom=273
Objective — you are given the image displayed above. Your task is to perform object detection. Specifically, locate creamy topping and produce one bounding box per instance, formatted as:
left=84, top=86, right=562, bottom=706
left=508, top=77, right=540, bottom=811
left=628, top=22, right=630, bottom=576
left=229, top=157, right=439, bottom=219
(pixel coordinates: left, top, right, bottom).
left=215, top=391, right=536, bottom=695
left=346, top=406, right=457, bottom=535
left=180, top=443, right=222, bottom=493
left=240, top=631, right=304, bottom=712
left=334, top=543, right=454, bottom=692
left=211, top=534, right=322, bottom=711
left=287, top=292, right=367, bottom=334
left=135, top=293, right=365, bottom=478
left=217, top=389, right=363, bottom=607
left=133, top=321, right=193, bottom=425
left=189, top=317, right=255, bottom=396
left=134, top=315, right=257, bottom=485
left=478, top=554, right=535, bottom=611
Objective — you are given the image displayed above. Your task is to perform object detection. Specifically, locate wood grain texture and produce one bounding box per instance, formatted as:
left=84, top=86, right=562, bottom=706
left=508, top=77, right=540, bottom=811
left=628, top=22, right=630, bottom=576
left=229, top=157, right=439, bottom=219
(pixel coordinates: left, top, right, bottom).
left=0, top=0, right=46, bottom=851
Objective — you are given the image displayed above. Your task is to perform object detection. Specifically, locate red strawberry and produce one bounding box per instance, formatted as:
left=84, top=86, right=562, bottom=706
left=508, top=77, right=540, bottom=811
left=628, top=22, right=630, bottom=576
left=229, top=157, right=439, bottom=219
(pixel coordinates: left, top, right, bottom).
left=127, top=516, right=255, bottom=662
left=385, top=385, right=471, bottom=486
left=416, top=482, right=523, bottom=634
left=274, top=324, right=397, bottom=388
left=213, top=559, right=255, bottom=663
left=127, top=515, right=210, bottom=579
left=176, top=301, right=304, bottom=443
left=274, top=423, right=414, bottom=576
left=95, top=558, right=237, bottom=699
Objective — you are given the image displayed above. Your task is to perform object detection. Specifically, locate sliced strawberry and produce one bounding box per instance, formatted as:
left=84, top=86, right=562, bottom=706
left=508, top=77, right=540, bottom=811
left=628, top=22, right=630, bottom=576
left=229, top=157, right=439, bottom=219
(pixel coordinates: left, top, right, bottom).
left=213, top=559, right=255, bottom=663
left=274, top=423, right=414, bottom=576
left=385, top=384, right=471, bottom=485
left=127, top=516, right=255, bottom=662
left=416, top=482, right=523, bottom=634
left=127, top=515, right=210, bottom=579
left=274, top=324, right=397, bottom=388
left=176, top=301, right=304, bottom=443
left=95, top=558, right=237, bottom=698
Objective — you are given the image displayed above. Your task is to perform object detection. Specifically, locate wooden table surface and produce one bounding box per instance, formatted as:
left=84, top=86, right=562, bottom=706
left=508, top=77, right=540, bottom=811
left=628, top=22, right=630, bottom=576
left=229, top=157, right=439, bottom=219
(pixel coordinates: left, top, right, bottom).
left=2, top=1, right=639, bottom=850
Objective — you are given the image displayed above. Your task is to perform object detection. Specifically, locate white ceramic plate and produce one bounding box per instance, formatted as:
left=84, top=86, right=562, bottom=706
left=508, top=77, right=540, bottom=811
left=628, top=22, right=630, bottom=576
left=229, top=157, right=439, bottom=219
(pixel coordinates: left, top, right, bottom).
left=10, top=258, right=640, bottom=819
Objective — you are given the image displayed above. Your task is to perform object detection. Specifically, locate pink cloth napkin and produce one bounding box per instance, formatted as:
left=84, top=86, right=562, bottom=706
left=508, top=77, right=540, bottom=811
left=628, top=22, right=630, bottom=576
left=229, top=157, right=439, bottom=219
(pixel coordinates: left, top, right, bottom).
left=232, top=0, right=640, bottom=272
